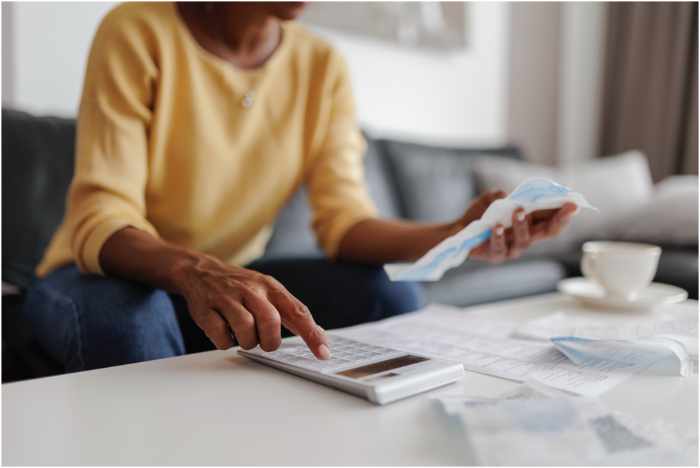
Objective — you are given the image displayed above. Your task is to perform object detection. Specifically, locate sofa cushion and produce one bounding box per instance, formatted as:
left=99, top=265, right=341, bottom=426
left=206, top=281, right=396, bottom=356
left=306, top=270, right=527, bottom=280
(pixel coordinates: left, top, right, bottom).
left=424, top=258, right=566, bottom=307
left=264, top=135, right=401, bottom=258
left=263, top=187, right=323, bottom=259
left=381, top=140, right=522, bottom=222
left=2, top=109, right=76, bottom=289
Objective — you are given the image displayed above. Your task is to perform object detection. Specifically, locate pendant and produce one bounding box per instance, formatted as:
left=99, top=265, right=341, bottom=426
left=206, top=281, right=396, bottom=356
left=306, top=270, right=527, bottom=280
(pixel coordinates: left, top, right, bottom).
left=241, top=92, right=254, bottom=109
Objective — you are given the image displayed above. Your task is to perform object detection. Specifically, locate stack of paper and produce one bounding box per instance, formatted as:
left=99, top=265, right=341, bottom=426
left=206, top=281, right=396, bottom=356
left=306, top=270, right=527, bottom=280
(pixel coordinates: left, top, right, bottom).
left=434, top=384, right=697, bottom=466
left=339, top=304, right=694, bottom=396
left=336, top=303, right=697, bottom=464
left=514, top=308, right=699, bottom=376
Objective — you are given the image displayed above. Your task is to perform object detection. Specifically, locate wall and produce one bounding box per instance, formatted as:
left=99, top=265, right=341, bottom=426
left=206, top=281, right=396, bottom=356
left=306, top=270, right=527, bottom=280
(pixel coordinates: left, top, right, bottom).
left=507, top=3, right=562, bottom=165
left=2, top=2, right=509, bottom=146
left=2, top=2, right=116, bottom=114
left=1, top=2, right=607, bottom=163
left=2, top=3, right=15, bottom=106
left=310, top=3, right=509, bottom=145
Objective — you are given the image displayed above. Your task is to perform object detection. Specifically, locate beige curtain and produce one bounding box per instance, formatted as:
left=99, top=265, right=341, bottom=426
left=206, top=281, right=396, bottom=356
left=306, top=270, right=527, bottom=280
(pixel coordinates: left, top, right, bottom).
left=600, top=2, right=698, bottom=181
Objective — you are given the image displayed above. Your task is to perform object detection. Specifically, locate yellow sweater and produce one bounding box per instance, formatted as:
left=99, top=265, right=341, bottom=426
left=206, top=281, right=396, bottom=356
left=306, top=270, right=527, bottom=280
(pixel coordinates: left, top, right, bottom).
left=37, top=2, right=378, bottom=277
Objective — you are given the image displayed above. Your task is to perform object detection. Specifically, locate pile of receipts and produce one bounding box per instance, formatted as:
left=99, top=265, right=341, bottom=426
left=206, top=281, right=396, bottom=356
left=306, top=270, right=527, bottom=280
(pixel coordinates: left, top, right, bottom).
left=340, top=302, right=698, bottom=397
left=385, top=178, right=597, bottom=281
left=434, top=383, right=698, bottom=465
left=338, top=297, right=698, bottom=465
left=515, top=310, right=699, bottom=377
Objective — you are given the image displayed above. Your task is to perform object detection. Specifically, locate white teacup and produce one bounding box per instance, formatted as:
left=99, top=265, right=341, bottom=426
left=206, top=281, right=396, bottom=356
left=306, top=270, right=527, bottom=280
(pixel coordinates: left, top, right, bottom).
left=581, top=241, right=661, bottom=300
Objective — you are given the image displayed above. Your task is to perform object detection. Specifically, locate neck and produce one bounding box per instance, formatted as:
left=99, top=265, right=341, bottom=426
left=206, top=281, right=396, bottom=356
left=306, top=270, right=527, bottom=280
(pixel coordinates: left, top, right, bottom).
left=215, top=7, right=277, bottom=54
left=178, top=3, right=282, bottom=69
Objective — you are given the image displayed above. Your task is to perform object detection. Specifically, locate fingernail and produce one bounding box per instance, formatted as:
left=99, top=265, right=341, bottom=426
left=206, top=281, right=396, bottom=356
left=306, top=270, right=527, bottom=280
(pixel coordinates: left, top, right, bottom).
left=516, top=211, right=526, bottom=222
left=318, top=344, right=331, bottom=360
left=495, top=226, right=504, bottom=236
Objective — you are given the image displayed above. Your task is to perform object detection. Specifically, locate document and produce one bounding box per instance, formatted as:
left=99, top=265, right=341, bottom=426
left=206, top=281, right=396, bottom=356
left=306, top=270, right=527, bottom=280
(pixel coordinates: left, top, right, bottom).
left=514, top=305, right=699, bottom=375
left=339, top=305, right=654, bottom=396
left=552, top=336, right=692, bottom=377
left=434, top=385, right=696, bottom=466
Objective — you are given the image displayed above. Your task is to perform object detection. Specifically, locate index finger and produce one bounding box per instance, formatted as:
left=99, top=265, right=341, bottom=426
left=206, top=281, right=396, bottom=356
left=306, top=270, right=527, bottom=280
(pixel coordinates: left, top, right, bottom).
left=266, top=284, right=330, bottom=360
left=546, top=203, right=577, bottom=236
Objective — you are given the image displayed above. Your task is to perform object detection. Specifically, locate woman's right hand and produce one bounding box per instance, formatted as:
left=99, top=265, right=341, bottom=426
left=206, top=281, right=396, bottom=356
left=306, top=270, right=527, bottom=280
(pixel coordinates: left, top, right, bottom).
left=100, top=227, right=330, bottom=359
left=170, top=254, right=331, bottom=359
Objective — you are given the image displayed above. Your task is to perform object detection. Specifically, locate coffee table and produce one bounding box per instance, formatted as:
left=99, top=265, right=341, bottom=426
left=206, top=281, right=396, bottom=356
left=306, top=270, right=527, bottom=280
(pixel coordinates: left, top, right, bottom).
left=3, top=293, right=698, bottom=465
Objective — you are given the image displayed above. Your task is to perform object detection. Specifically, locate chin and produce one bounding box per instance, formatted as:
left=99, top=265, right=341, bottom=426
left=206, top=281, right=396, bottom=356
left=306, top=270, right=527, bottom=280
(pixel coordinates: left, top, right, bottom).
left=269, top=1, right=306, bottom=20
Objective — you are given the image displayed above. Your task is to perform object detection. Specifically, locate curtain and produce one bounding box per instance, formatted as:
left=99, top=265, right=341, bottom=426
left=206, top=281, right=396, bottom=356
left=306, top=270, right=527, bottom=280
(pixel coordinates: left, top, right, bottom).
left=600, top=2, right=698, bottom=181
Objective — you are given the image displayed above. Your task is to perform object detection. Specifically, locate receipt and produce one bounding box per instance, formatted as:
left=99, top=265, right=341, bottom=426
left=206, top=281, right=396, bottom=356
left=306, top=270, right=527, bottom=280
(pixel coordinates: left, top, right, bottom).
left=434, top=384, right=697, bottom=466
left=515, top=309, right=699, bottom=375
left=514, top=309, right=699, bottom=342
left=552, top=336, right=692, bottom=377
left=339, top=305, right=648, bottom=396
left=385, top=178, right=597, bottom=281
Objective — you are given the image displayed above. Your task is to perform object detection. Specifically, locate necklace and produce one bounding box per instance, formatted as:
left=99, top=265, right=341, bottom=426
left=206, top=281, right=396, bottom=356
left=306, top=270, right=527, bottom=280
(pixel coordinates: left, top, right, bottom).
left=240, top=91, right=255, bottom=109
left=201, top=6, right=281, bottom=111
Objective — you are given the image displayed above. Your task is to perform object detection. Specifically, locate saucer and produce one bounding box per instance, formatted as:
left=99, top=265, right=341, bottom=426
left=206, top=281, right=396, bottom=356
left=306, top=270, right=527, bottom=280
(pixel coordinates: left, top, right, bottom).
left=557, top=277, right=688, bottom=310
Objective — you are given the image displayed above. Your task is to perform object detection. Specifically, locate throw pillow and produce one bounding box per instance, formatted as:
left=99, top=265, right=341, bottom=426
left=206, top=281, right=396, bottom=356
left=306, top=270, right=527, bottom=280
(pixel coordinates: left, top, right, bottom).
left=471, top=150, right=654, bottom=255
left=610, top=175, right=698, bottom=246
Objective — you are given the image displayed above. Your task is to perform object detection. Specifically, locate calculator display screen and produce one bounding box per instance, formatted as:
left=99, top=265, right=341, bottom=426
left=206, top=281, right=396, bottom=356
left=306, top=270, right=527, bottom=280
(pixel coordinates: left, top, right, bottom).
left=336, top=355, right=427, bottom=379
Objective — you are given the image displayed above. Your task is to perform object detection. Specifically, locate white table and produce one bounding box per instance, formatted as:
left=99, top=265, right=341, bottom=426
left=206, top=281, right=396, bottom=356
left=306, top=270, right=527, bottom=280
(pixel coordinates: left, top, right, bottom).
left=3, top=293, right=698, bottom=465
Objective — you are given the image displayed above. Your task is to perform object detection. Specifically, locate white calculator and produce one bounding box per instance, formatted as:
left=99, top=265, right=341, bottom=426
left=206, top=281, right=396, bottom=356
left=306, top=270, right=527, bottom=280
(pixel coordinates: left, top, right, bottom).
left=238, top=335, right=464, bottom=405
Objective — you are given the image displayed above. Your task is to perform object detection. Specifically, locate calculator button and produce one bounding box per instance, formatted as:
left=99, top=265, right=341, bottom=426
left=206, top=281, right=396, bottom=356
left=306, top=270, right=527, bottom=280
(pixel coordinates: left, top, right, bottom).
left=250, top=335, right=413, bottom=374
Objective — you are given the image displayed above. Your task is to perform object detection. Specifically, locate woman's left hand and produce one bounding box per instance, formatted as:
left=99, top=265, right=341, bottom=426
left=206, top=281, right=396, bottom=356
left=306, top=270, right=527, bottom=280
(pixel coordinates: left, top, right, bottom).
left=455, top=190, right=578, bottom=264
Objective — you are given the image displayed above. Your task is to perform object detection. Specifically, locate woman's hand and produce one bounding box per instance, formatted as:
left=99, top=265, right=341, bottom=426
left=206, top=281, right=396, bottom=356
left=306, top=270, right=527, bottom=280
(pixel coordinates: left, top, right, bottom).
left=455, top=191, right=578, bottom=263
left=170, top=255, right=330, bottom=358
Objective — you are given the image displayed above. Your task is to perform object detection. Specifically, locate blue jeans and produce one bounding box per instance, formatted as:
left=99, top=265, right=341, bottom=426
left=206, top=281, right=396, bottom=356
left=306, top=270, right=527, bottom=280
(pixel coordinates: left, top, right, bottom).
left=23, top=259, right=425, bottom=373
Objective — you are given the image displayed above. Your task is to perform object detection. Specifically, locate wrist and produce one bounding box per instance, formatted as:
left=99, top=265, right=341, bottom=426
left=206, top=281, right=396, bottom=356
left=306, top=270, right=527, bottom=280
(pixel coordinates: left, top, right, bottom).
left=163, top=249, right=209, bottom=295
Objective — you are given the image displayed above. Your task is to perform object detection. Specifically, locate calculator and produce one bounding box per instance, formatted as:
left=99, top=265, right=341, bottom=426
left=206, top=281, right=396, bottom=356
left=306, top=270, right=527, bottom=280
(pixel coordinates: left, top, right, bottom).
left=238, top=335, right=464, bottom=405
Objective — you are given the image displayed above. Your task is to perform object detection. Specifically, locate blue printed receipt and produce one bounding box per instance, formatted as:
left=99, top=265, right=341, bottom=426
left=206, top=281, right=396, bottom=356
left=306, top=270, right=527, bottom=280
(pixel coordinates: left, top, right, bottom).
left=385, top=178, right=597, bottom=281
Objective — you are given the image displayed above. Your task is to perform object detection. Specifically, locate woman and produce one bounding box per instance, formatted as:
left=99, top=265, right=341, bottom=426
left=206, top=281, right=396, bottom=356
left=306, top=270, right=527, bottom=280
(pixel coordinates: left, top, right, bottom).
left=26, top=2, right=575, bottom=372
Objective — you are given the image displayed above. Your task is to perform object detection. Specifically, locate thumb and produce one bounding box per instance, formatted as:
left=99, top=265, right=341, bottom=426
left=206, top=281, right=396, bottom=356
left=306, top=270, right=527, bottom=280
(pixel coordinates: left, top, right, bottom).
left=461, top=190, right=507, bottom=225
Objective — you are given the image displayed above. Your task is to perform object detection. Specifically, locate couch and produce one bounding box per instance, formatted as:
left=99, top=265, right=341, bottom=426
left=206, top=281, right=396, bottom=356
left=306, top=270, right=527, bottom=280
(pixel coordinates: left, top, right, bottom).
left=3, top=108, right=697, bottom=382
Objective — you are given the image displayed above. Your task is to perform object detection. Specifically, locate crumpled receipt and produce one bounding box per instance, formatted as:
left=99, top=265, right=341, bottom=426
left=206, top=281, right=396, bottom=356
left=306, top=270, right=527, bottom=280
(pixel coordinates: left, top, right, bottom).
left=385, top=178, right=597, bottom=281
left=552, top=335, right=694, bottom=377
left=433, top=383, right=697, bottom=466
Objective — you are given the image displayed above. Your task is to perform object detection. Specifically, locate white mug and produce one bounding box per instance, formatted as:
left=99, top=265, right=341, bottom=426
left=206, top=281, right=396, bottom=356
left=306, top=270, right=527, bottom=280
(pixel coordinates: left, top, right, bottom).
left=581, top=241, right=661, bottom=300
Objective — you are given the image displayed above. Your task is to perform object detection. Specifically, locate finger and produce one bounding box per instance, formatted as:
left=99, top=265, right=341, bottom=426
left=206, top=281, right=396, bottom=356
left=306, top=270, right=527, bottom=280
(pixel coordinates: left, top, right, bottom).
left=200, top=310, right=236, bottom=350
left=243, top=291, right=282, bottom=352
left=489, top=224, right=507, bottom=263
left=187, top=300, right=235, bottom=350
left=530, top=208, right=559, bottom=222
left=546, top=204, right=577, bottom=237
left=470, top=242, right=489, bottom=258
left=274, top=294, right=330, bottom=360
left=560, top=202, right=578, bottom=217
left=475, top=190, right=507, bottom=209
left=530, top=202, right=577, bottom=223
left=217, top=298, right=258, bottom=350
left=464, top=190, right=508, bottom=221
left=510, top=208, right=530, bottom=258
left=260, top=275, right=331, bottom=359
left=482, top=189, right=507, bottom=205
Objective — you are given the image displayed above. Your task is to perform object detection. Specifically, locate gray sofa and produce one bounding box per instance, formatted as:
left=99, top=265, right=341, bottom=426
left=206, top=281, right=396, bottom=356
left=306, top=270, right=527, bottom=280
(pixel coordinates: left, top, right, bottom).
left=264, top=138, right=569, bottom=306
left=3, top=108, right=697, bottom=382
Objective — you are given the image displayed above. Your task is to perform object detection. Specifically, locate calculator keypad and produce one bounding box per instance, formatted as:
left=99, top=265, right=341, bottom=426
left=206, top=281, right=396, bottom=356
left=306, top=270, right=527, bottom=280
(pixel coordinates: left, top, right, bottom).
left=254, top=335, right=406, bottom=374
